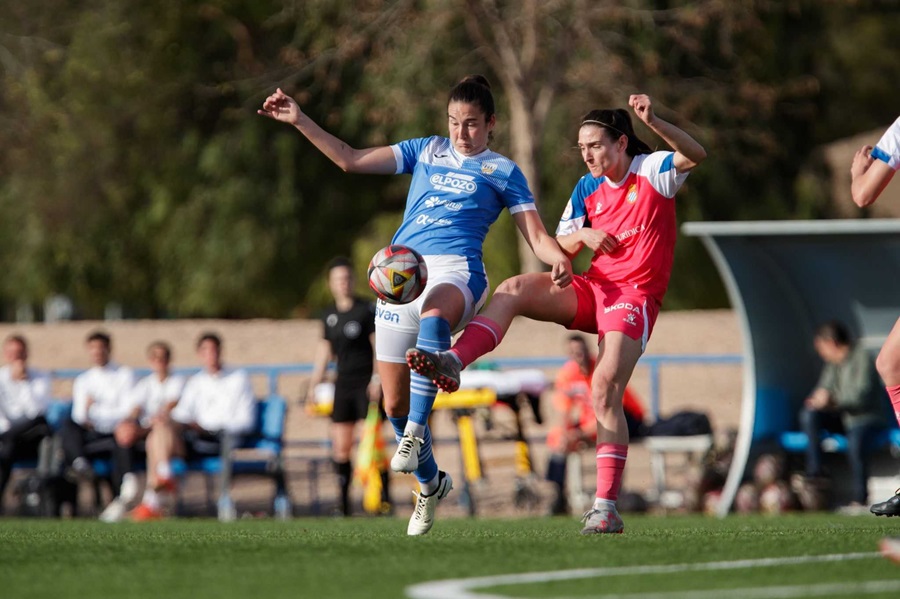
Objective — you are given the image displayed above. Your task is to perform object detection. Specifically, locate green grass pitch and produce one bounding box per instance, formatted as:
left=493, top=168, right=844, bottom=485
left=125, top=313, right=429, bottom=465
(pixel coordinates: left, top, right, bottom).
left=1, top=514, right=898, bottom=599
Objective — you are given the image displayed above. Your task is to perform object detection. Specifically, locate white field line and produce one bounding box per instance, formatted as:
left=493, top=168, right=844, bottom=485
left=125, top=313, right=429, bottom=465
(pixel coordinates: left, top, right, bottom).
left=553, top=579, right=900, bottom=599
left=404, top=552, right=882, bottom=599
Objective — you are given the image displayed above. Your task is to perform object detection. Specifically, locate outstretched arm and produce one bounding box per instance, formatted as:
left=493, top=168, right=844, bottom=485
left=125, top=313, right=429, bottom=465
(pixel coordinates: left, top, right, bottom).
left=259, top=88, right=396, bottom=175
left=512, top=210, right=573, bottom=288
left=629, top=94, right=707, bottom=172
left=851, top=145, right=895, bottom=208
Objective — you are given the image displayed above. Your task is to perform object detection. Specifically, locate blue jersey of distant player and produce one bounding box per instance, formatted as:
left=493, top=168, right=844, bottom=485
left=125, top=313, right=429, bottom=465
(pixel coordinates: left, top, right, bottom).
left=390, top=136, right=536, bottom=272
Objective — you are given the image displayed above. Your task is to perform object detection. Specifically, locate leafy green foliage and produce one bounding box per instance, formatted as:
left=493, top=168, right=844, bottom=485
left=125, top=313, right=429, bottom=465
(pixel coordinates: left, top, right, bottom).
left=1, top=1, right=899, bottom=316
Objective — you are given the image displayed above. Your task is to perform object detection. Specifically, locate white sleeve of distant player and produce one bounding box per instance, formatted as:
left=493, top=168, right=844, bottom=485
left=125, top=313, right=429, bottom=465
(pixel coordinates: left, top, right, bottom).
left=873, top=117, right=900, bottom=170
left=640, top=151, right=689, bottom=199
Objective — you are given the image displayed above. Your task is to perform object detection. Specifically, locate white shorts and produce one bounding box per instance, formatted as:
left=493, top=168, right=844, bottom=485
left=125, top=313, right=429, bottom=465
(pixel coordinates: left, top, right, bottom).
left=375, top=255, right=489, bottom=363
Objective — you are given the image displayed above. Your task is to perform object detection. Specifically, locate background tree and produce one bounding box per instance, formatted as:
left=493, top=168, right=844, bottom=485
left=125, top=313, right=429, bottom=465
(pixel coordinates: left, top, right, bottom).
left=1, top=0, right=899, bottom=318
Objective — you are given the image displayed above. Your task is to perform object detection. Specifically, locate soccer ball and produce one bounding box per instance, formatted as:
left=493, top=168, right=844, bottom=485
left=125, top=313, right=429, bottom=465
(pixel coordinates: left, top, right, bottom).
left=367, top=244, right=428, bottom=304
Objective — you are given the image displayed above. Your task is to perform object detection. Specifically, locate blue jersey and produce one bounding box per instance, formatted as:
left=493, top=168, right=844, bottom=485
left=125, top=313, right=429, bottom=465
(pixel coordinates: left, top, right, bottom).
left=390, top=136, right=536, bottom=273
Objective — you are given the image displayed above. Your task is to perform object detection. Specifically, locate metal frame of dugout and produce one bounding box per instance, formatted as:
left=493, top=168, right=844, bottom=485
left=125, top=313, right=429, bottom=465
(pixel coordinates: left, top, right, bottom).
left=684, top=219, right=900, bottom=517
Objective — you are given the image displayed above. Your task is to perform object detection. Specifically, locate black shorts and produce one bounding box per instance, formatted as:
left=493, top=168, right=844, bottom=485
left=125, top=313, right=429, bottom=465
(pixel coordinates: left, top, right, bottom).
left=331, top=380, right=370, bottom=424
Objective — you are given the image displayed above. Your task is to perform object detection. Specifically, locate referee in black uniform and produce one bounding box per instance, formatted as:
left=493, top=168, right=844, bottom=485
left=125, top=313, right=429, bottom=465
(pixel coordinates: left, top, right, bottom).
left=306, top=257, right=388, bottom=516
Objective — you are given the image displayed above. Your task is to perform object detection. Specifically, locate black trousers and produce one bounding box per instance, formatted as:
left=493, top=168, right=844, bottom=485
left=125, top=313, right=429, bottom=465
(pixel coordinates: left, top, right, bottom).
left=0, top=415, right=51, bottom=499
left=59, top=419, right=139, bottom=497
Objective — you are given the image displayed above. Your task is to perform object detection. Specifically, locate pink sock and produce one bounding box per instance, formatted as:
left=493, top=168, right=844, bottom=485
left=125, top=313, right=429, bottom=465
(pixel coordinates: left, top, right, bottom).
left=596, top=443, right=628, bottom=502
left=888, top=385, right=900, bottom=427
left=449, top=316, right=505, bottom=368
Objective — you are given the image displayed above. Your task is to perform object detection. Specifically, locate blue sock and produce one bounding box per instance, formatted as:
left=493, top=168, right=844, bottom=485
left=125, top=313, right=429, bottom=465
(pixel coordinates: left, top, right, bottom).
left=414, top=426, right=438, bottom=488
left=408, top=316, right=451, bottom=426
left=408, top=316, right=451, bottom=489
left=388, top=415, right=408, bottom=444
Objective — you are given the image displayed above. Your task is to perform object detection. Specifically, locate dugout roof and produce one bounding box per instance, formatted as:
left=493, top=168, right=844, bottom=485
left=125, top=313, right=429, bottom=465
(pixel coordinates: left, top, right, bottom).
left=683, top=219, right=900, bottom=516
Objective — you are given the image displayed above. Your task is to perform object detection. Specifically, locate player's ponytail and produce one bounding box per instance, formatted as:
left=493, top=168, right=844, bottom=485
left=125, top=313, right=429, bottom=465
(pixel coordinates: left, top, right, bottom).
left=580, top=108, right=652, bottom=157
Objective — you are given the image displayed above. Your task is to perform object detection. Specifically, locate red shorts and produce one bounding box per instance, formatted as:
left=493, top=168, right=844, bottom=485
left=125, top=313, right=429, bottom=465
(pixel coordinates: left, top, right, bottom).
left=566, top=275, right=660, bottom=350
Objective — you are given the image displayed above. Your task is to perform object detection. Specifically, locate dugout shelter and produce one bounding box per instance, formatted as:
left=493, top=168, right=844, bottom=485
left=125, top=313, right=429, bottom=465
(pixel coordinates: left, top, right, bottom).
left=683, top=219, right=900, bottom=516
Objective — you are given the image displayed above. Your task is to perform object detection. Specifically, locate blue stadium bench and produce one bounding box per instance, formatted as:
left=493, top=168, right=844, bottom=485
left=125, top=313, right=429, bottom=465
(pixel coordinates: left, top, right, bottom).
left=13, top=397, right=292, bottom=520
left=171, top=395, right=292, bottom=520
left=779, top=427, right=900, bottom=454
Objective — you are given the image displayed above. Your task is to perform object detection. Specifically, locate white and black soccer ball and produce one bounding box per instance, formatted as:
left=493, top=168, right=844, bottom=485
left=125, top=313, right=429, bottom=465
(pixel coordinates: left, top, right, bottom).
left=367, top=244, right=428, bottom=304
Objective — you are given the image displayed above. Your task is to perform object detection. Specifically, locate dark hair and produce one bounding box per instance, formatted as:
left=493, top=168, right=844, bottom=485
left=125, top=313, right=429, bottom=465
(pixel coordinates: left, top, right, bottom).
left=196, top=332, right=222, bottom=350
left=4, top=334, right=27, bottom=350
left=147, top=341, right=172, bottom=362
left=568, top=334, right=588, bottom=346
left=815, top=320, right=852, bottom=347
left=327, top=256, right=353, bottom=272
left=580, top=109, right=653, bottom=157
left=86, top=330, right=111, bottom=348
left=448, top=75, right=495, bottom=121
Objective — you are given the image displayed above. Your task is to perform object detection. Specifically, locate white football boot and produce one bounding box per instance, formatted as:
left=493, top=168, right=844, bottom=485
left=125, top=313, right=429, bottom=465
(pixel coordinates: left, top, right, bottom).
left=391, top=432, right=422, bottom=473
left=407, top=471, right=453, bottom=536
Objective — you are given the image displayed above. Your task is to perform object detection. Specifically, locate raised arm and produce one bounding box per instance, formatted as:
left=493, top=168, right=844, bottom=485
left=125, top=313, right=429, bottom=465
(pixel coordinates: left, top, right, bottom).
left=259, top=88, right=396, bottom=175
left=629, top=94, right=707, bottom=172
left=511, top=210, right=573, bottom=288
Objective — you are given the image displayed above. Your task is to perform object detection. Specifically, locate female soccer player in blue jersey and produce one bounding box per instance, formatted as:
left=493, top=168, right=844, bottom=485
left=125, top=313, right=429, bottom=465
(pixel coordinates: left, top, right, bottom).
left=260, top=76, right=572, bottom=535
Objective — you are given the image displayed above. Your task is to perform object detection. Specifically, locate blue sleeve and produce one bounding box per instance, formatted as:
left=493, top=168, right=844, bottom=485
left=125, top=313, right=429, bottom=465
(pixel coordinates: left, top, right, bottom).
left=556, top=176, right=592, bottom=236
left=391, top=137, right=435, bottom=175
left=501, top=165, right=537, bottom=212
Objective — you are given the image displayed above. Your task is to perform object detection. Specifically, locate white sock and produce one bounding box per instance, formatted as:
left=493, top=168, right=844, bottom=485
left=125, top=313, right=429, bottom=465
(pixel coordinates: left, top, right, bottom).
left=593, top=497, right=617, bottom=512
left=404, top=422, right=426, bottom=439
left=156, top=460, right=172, bottom=480
left=143, top=489, right=159, bottom=510
left=120, top=473, right=139, bottom=503
left=420, top=473, right=440, bottom=496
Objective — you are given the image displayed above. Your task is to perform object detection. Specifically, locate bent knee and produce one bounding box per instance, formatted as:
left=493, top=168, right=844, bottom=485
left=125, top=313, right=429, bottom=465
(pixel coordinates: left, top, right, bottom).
left=877, top=348, right=900, bottom=384
left=494, top=275, right=532, bottom=298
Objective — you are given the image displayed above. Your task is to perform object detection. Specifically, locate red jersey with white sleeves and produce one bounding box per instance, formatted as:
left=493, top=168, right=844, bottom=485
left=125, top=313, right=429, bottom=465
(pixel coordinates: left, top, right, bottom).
left=556, top=151, right=690, bottom=303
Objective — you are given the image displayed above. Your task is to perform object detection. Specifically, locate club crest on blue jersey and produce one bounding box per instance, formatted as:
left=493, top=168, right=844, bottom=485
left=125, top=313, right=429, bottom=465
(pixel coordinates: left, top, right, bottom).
left=481, top=162, right=497, bottom=175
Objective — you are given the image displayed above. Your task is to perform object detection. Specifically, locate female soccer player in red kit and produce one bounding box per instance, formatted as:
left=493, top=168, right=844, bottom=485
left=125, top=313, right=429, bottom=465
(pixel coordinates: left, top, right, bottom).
left=408, top=94, right=706, bottom=534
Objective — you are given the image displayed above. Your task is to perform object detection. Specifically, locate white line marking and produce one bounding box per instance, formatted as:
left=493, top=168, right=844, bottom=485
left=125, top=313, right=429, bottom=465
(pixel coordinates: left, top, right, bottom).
left=404, top=552, right=882, bottom=599
left=553, top=580, right=900, bottom=599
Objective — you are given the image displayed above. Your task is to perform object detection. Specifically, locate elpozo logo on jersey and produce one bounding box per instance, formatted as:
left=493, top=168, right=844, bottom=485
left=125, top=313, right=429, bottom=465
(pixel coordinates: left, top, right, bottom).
left=626, top=184, right=638, bottom=204
left=430, top=172, right=477, bottom=194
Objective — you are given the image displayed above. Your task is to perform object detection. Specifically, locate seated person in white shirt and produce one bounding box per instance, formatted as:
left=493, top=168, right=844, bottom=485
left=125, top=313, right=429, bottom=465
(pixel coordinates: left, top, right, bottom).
left=59, top=330, right=138, bottom=520
left=124, top=341, right=185, bottom=521
left=0, top=335, right=51, bottom=509
left=170, top=332, right=255, bottom=464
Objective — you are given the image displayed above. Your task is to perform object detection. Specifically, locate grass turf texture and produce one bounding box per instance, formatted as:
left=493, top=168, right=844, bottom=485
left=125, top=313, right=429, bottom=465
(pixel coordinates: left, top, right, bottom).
left=1, top=515, right=897, bottom=599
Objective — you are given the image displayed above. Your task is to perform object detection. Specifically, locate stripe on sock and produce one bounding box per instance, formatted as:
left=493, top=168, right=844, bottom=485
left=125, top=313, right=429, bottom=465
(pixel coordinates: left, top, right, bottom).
left=408, top=316, right=450, bottom=426
left=450, top=315, right=504, bottom=368
left=596, top=442, right=628, bottom=502
left=414, top=426, right=438, bottom=485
